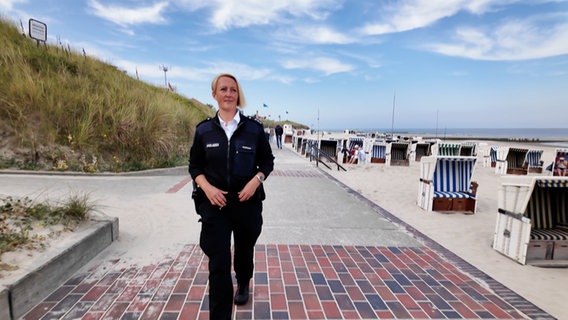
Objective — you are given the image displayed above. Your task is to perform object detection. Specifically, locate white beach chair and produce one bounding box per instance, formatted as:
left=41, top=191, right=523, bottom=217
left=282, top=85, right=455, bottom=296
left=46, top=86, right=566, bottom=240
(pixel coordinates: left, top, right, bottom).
left=493, top=176, right=568, bottom=266
left=417, top=156, right=478, bottom=213
left=525, top=149, right=544, bottom=174
left=370, top=143, right=387, bottom=164
left=386, top=142, right=410, bottom=166
left=495, top=147, right=529, bottom=175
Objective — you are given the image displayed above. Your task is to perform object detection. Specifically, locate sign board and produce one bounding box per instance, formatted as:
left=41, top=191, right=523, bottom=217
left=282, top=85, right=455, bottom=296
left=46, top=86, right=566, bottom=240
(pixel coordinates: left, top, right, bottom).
left=29, top=19, right=47, bottom=42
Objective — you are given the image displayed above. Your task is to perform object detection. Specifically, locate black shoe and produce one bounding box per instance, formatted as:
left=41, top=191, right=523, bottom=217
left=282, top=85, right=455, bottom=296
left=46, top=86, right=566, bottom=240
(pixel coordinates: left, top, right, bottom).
left=234, top=285, right=250, bottom=305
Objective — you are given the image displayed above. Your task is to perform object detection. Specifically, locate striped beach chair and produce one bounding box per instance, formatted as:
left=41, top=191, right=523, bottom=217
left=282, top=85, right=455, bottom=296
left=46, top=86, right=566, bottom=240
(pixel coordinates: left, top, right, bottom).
left=370, top=143, right=387, bottom=163
left=437, top=143, right=461, bottom=156
left=418, top=156, right=478, bottom=213
left=494, top=176, right=568, bottom=265
left=490, top=146, right=498, bottom=167
left=525, top=149, right=544, bottom=173
left=348, top=137, right=364, bottom=150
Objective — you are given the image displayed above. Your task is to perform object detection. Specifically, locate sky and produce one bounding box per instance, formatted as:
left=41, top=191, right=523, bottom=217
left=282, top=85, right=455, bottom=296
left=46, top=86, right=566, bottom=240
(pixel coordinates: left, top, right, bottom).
left=2, top=0, right=568, bottom=131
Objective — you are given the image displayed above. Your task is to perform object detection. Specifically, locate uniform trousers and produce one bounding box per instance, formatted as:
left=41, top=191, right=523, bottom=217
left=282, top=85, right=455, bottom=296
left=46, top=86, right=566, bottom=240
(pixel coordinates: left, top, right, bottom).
left=198, top=196, right=263, bottom=320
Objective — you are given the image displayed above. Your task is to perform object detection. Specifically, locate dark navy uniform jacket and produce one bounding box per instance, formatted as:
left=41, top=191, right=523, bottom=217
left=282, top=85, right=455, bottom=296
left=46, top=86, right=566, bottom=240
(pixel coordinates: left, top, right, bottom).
left=188, top=113, right=274, bottom=196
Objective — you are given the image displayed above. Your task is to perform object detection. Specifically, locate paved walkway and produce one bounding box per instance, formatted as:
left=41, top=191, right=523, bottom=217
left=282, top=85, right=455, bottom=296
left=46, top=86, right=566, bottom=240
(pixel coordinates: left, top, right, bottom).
left=8, top=146, right=555, bottom=319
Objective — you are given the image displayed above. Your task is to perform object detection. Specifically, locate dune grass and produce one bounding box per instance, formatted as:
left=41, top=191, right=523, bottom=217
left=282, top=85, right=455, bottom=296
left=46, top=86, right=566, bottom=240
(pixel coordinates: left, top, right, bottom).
left=0, top=17, right=215, bottom=172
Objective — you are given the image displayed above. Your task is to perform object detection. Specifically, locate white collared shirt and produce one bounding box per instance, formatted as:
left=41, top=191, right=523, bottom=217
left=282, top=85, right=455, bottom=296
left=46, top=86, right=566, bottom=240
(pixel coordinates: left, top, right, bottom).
left=219, top=111, right=240, bottom=140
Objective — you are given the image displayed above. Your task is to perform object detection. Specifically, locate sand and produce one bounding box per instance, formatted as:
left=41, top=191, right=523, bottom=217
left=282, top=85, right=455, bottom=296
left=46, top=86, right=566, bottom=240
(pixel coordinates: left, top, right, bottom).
left=321, top=139, right=568, bottom=319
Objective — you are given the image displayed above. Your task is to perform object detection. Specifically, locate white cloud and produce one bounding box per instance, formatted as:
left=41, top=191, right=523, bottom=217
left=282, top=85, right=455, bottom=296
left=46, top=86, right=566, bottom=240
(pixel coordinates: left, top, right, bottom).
left=0, top=0, right=26, bottom=11
left=282, top=57, right=354, bottom=75
left=175, top=0, right=340, bottom=31
left=426, top=14, right=568, bottom=60
left=358, top=0, right=521, bottom=35
left=87, top=0, right=169, bottom=27
left=277, top=25, right=355, bottom=45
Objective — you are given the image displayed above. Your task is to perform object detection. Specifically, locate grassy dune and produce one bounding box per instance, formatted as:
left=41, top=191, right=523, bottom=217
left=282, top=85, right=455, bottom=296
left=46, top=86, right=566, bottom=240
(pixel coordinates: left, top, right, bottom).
left=0, top=18, right=215, bottom=172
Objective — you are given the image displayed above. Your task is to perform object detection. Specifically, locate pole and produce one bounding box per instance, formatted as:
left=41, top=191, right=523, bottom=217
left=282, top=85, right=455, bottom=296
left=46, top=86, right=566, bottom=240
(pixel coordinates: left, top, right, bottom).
left=159, top=65, right=169, bottom=88
left=391, top=90, right=396, bottom=140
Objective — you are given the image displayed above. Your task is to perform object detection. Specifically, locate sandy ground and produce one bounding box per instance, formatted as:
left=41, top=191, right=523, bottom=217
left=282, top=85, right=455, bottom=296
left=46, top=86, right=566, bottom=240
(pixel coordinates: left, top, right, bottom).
left=324, top=139, right=568, bottom=319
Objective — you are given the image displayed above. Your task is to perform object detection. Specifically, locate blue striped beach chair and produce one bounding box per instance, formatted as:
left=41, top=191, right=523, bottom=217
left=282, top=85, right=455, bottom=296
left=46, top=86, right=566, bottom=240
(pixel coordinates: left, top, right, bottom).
left=348, top=137, right=364, bottom=150
left=494, top=176, right=568, bottom=265
left=525, top=149, right=544, bottom=173
left=370, top=143, right=387, bottom=164
left=418, top=156, right=478, bottom=213
left=490, top=146, right=498, bottom=167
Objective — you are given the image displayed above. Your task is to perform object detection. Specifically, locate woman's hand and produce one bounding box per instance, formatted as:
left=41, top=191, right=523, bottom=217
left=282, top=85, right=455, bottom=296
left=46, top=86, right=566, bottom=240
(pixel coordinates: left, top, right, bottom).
left=204, top=185, right=228, bottom=208
left=238, top=177, right=261, bottom=202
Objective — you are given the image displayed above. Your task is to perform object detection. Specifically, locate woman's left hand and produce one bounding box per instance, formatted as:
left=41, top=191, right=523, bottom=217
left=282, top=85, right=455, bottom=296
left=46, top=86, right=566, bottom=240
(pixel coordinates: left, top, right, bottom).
left=238, top=178, right=261, bottom=202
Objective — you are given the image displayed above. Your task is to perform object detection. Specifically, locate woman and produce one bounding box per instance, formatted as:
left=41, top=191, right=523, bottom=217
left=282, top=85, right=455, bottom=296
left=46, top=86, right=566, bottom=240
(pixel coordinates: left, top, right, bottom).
left=189, top=73, right=274, bottom=319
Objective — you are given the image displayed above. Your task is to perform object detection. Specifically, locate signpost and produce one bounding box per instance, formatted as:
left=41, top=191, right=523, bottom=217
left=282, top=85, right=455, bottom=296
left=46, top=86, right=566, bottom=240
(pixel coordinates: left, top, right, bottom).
left=29, top=19, right=47, bottom=45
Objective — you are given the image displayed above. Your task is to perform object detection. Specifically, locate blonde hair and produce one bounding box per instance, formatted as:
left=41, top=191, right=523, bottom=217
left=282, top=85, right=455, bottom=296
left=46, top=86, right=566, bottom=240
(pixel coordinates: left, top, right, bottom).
left=211, top=73, right=246, bottom=107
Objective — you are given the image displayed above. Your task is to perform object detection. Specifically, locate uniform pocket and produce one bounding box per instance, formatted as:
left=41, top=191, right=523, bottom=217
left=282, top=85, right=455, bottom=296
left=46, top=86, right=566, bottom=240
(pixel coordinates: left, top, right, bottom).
left=234, top=144, right=256, bottom=177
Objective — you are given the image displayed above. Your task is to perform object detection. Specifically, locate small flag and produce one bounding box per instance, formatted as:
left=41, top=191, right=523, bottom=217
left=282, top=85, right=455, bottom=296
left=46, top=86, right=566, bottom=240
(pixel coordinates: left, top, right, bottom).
left=263, top=103, right=268, bottom=108
left=136, top=67, right=139, bottom=80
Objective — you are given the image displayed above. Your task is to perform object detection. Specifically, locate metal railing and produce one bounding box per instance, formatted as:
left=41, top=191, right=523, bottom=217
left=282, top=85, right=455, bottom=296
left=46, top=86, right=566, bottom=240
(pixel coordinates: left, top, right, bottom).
left=307, top=141, right=347, bottom=171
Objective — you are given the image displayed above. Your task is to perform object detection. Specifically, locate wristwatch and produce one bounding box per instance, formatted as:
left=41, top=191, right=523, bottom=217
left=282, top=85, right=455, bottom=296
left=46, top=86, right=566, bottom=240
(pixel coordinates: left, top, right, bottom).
left=256, top=174, right=264, bottom=183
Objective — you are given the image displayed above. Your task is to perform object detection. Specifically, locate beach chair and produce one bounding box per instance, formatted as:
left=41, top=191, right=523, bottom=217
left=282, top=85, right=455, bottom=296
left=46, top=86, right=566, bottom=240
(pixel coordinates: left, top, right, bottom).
left=489, top=146, right=498, bottom=167
left=494, top=147, right=509, bottom=174
left=431, top=142, right=459, bottom=156
left=551, top=149, right=568, bottom=176
left=495, top=147, right=529, bottom=175
left=411, top=142, right=432, bottom=162
left=386, top=142, right=410, bottom=166
left=493, top=176, right=568, bottom=266
left=525, top=149, right=544, bottom=174
left=417, top=156, right=478, bottom=213
left=459, top=142, right=477, bottom=156
left=370, top=143, right=387, bottom=163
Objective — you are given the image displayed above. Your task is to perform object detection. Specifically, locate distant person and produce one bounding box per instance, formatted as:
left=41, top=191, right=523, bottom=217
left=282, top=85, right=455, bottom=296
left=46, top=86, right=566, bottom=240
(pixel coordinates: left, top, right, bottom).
left=341, top=146, right=349, bottom=163
left=189, top=73, right=274, bottom=319
left=348, top=145, right=360, bottom=164
left=275, top=124, right=283, bottom=149
left=555, top=156, right=567, bottom=176
left=358, top=145, right=366, bottom=163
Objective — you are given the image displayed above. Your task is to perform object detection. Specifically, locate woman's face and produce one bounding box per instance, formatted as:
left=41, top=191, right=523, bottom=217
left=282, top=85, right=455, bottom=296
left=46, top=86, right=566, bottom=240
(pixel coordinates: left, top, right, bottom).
left=213, top=76, right=238, bottom=113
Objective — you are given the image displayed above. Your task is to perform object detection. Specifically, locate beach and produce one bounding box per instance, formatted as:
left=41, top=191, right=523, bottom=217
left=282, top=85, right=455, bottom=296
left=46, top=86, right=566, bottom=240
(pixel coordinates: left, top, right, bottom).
left=315, top=137, right=568, bottom=319
left=2, top=134, right=567, bottom=319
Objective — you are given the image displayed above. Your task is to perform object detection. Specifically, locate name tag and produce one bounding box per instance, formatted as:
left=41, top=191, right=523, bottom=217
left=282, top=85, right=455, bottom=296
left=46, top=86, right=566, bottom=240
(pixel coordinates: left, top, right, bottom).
left=206, top=143, right=220, bottom=148
left=242, top=145, right=252, bottom=150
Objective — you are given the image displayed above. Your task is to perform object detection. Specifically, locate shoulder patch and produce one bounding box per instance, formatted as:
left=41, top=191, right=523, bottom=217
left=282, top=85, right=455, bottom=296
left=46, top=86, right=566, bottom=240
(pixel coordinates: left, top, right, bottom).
left=196, top=117, right=213, bottom=128
left=246, top=115, right=263, bottom=125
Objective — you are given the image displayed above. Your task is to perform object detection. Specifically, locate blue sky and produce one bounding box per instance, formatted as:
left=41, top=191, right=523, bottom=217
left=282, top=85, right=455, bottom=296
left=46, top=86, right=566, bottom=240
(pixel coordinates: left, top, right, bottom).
left=2, top=0, right=568, bottom=130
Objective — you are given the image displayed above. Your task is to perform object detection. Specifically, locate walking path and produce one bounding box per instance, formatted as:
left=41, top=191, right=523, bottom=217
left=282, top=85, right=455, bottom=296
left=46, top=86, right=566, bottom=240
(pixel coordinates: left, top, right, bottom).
left=1, top=146, right=557, bottom=319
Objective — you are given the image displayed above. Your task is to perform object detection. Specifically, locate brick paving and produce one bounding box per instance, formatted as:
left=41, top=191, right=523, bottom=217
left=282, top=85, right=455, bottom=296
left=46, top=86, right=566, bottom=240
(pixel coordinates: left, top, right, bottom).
left=24, top=243, right=534, bottom=320
left=20, top=168, right=555, bottom=319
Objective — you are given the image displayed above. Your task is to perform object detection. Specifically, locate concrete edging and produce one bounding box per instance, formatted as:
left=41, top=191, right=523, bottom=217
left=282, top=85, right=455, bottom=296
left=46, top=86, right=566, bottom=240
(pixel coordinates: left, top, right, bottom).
left=5, top=217, right=119, bottom=320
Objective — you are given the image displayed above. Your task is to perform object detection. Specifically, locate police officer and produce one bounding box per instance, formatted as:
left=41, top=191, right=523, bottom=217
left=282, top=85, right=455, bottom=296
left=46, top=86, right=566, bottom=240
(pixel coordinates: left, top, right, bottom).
left=189, top=73, right=274, bottom=319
